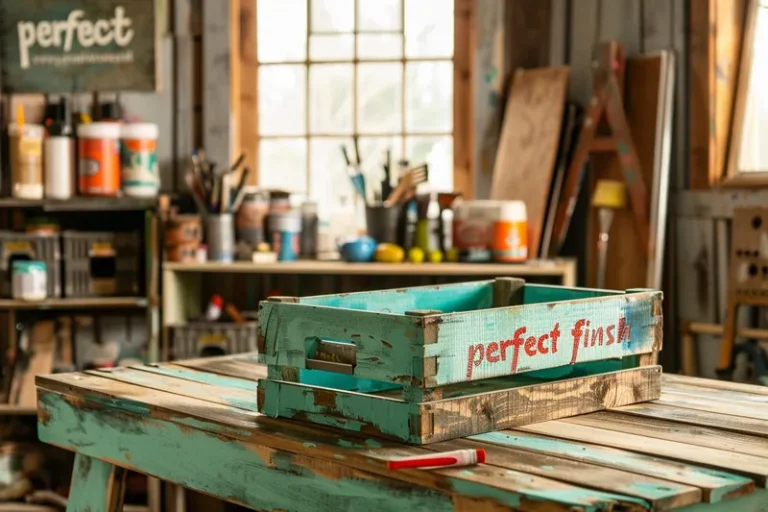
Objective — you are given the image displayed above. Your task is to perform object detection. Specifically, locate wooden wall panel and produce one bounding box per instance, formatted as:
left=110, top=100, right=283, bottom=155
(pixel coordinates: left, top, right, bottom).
left=454, top=0, right=476, bottom=199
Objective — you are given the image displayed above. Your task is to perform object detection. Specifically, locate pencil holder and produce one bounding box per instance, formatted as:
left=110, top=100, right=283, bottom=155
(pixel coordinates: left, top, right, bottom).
left=206, top=213, right=235, bottom=262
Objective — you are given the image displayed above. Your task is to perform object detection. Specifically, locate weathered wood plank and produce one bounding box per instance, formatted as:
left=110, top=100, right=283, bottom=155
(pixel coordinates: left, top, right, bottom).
left=472, top=430, right=753, bottom=503
left=431, top=438, right=701, bottom=511
left=655, top=391, right=768, bottom=421
left=66, top=453, right=127, bottom=512
left=612, top=402, right=768, bottom=439
left=519, top=421, right=768, bottom=486
left=259, top=367, right=661, bottom=444
left=86, top=367, right=258, bottom=411
left=661, top=383, right=768, bottom=405
left=174, top=353, right=264, bottom=380
left=663, top=373, right=768, bottom=396
left=137, top=362, right=259, bottom=391
left=563, top=411, right=768, bottom=458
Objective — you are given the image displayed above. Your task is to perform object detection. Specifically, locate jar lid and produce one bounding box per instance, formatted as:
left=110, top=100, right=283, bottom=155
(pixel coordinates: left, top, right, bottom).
left=12, top=260, right=46, bottom=272
left=121, top=122, right=159, bottom=139
left=77, top=122, right=121, bottom=139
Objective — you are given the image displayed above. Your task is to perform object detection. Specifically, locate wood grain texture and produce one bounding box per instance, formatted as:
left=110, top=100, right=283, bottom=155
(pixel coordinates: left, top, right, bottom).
left=239, top=0, right=257, bottom=184
left=490, top=67, right=569, bottom=257
left=454, top=0, right=476, bottom=200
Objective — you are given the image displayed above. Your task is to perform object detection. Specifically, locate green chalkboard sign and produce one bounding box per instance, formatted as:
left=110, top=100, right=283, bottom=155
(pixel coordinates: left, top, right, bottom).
left=0, top=0, right=157, bottom=93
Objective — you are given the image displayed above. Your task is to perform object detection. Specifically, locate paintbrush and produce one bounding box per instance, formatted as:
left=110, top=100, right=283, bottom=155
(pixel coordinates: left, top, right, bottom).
left=230, top=167, right=252, bottom=212
left=591, top=179, right=627, bottom=289
left=185, top=172, right=209, bottom=215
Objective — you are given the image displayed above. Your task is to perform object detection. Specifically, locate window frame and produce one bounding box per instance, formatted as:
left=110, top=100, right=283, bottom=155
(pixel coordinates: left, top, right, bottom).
left=238, top=0, right=475, bottom=199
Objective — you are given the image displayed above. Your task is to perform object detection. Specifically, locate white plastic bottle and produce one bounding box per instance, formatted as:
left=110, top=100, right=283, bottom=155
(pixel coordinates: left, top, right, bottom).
left=44, top=123, right=74, bottom=199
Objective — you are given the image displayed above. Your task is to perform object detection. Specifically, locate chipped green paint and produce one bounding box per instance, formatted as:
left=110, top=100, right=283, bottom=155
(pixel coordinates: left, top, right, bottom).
left=337, top=439, right=359, bottom=449
left=366, top=439, right=383, bottom=449
left=67, top=453, right=118, bottom=512
left=259, top=379, right=414, bottom=440
left=677, top=489, right=768, bottom=511
left=39, top=391, right=455, bottom=512
left=471, top=432, right=751, bottom=503
left=460, top=470, right=475, bottom=476
left=333, top=454, right=346, bottom=460
left=541, top=465, right=555, bottom=471
left=260, top=284, right=661, bottom=388
left=84, top=394, right=151, bottom=416
left=139, top=364, right=259, bottom=392
left=303, top=442, right=317, bottom=448
left=168, top=416, right=252, bottom=439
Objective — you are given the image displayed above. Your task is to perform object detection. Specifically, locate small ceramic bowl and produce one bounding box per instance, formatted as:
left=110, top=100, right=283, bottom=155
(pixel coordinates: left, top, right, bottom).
left=339, top=236, right=377, bottom=262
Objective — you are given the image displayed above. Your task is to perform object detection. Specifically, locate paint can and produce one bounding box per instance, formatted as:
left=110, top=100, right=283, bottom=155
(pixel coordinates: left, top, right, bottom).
left=452, top=200, right=495, bottom=262
left=12, top=260, right=47, bottom=301
left=235, top=188, right=269, bottom=245
left=120, top=123, right=160, bottom=197
left=8, top=124, right=44, bottom=200
left=269, top=211, right=301, bottom=261
left=44, top=125, right=74, bottom=200
left=491, top=201, right=528, bottom=262
left=77, top=122, right=121, bottom=196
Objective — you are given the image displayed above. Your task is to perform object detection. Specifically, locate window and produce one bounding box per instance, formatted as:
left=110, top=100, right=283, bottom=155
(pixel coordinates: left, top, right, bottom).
left=256, top=0, right=455, bottom=214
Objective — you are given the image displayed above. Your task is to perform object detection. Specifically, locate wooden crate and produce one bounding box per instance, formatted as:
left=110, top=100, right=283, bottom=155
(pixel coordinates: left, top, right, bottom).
left=256, top=278, right=662, bottom=443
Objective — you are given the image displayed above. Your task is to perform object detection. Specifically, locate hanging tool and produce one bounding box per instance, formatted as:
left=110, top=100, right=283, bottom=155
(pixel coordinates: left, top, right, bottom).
left=384, top=164, right=429, bottom=206
left=550, top=41, right=650, bottom=256
left=591, top=179, right=626, bottom=289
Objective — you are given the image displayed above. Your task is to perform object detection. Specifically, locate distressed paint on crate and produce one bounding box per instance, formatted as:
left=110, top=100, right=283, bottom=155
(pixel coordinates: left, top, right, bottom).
left=259, top=287, right=662, bottom=387
left=37, top=390, right=647, bottom=512
left=258, top=366, right=662, bottom=444
left=67, top=453, right=126, bottom=512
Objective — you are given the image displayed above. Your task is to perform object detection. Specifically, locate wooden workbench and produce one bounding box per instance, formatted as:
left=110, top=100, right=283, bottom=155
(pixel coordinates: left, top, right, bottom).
left=37, top=354, right=768, bottom=512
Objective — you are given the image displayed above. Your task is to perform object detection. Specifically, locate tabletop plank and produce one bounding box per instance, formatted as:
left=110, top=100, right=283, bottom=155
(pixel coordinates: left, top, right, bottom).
left=470, top=431, right=752, bottom=503
left=86, top=367, right=259, bottom=411
left=563, top=412, right=768, bottom=458
left=662, top=374, right=768, bottom=396
left=611, top=402, right=768, bottom=439
left=174, top=353, right=266, bottom=381
left=137, top=363, right=260, bottom=392
left=519, top=421, right=768, bottom=486
left=656, top=392, right=768, bottom=421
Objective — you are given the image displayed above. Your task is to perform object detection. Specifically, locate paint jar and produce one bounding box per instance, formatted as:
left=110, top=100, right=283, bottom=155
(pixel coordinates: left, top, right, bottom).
left=269, top=210, right=301, bottom=262
left=300, top=201, right=319, bottom=259
left=235, top=188, right=269, bottom=245
left=12, top=260, right=47, bottom=301
left=120, top=123, right=160, bottom=197
left=453, top=200, right=496, bottom=262
left=8, top=124, right=44, bottom=200
left=77, top=122, right=121, bottom=196
left=491, top=201, right=528, bottom=262
left=205, top=213, right=235, bottom=262
left=44, top=122, right=74, bottom=200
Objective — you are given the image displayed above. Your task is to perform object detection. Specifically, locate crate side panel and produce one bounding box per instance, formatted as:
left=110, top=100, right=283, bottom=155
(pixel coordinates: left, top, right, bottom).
left=429, top=292, right=663, bottom=385
left=522, top=284, right=624, bottom=305
left=299, top=280, right=494, bottom=314
left=258, top=379, right=417, bottom=440
left=259, top=302, right=422, bottom=384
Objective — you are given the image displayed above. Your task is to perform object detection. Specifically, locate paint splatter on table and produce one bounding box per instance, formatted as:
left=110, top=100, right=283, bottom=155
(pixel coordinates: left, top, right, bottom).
left=36, top=354, right=768, bottom=511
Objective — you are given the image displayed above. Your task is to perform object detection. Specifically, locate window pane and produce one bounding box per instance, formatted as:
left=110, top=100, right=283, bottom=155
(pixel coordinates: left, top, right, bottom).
left=309, top=137, right=356, bottom=214
left=310, top=64, right=353, bottom=134
left=358, top=136, right=404, bottom=200
left=310, top=34, right=354, bottom=61
left=404, top=0, right=453, bottom=58
left=259, top=65, right=306, bottom=136
left=258, top=0, right=307, bottom=62
left=405, top=61, right=452, bottom=132
left=259, top=138, right=308, bottom=192
left=357, top=63, right=402, bottom=134
left=357, top=0, right=402, bottom=31
left=311, top=0, right=354, bottom=33
left=739, top=4, right=768, bottom=172
left=357, top=34, right=403, bottom=59
left=406, top=136, right=453, bottom=191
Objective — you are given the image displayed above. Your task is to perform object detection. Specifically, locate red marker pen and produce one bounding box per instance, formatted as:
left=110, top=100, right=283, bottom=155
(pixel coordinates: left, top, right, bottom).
left=386, top=449, right=486, bottom=470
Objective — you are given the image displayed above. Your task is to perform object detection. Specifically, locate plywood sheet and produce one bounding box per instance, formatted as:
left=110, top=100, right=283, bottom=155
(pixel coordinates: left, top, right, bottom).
left=491, top=67, right=569, bottom=257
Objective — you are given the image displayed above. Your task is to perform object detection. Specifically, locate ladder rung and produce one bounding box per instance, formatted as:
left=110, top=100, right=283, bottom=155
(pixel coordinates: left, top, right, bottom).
left=591, top=137, right=617, bottom=152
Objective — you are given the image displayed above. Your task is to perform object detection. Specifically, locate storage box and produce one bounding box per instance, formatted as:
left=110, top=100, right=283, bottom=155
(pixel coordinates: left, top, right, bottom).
left=0, top=232, right=61, bottom=298
left=256, top=278, right=663, bottom=443
left=171, top=322, right=258, bottom=359
left=62, top=231, right=140, bottom=297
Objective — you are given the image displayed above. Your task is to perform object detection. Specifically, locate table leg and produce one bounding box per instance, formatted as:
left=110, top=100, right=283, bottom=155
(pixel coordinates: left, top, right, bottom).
left=66, top=453, right=127, bottom=512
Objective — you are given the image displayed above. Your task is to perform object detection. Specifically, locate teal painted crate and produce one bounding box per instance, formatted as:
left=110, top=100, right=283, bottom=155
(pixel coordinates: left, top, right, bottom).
left=256, top=278, right=663, bottom=443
